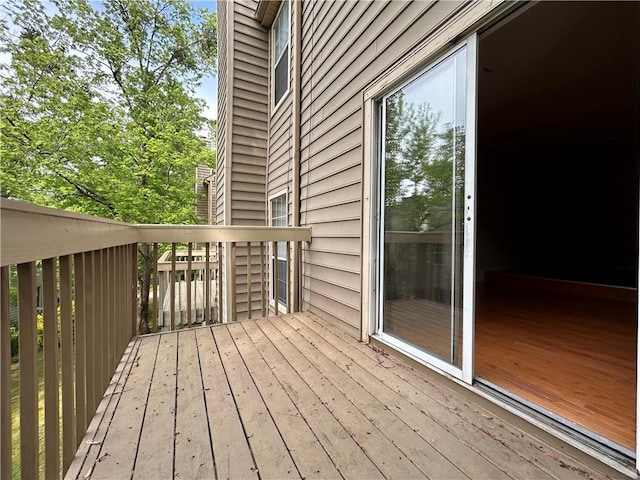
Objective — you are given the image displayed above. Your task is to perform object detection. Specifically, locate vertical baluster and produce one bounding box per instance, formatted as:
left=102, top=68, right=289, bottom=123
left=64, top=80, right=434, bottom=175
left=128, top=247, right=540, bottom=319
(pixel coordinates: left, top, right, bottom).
left=59, top=255, right=75, bottom=471
left=260, top=242, right=266, bottom=317
left=43, top=257, right=59, bottom=479
left=187, top=242, right=192, bottom=328
left=0, top=266, right=12, bottom=480
left=170, top=243, right=176, bottom=331
left=231, top=242, right=237, bottom=322
left=85, top=251, right=96, bottom=418
left=217, top=243, right=223, bottom=324
left=205, top=243, right=211, bottom=325
left=274, top=241, right=279, bottom=316
left=105, top=249, right=112, bottom=377
left=153, top=243, right=159, bottom=333
left=132, top=244, right=138, bottom=337
left=247, top=242, right=252, bottom=320
left=286, top=241, right=291, bottom=314
left=74, top=253, right=86, bottom=446
left=96, top=250, right=105, bottom=397
left=108, top=248, right=115, bottom=373
left=18, top=261, right=38, bottom=480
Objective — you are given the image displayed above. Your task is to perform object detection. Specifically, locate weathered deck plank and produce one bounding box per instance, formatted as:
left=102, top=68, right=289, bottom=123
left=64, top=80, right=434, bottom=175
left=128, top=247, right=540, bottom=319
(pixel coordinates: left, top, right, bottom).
left=257, top=318, right=427, bottom=479
left=133, top=332, right=178, bottom=480
left=90, top=335, right=159, bottom=479
left=195, top=327, right=257, bottom=480
left=212, top=324, right=299, bottom=479
left=227, top=322, right=342, bottom=479
left=174, top=329, right=216, bottom=478
left=242, top=320, right=385, bottom=479
left=66, top=340, right=139, bottom=480
left=297, top=311, right=604, bottom=480
left=67, top=313, right=618, bottom=480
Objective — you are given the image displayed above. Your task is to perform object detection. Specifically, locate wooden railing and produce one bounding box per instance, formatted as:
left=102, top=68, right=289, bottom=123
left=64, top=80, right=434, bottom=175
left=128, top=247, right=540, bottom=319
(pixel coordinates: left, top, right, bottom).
left=0, top=198, right=311, bottom=479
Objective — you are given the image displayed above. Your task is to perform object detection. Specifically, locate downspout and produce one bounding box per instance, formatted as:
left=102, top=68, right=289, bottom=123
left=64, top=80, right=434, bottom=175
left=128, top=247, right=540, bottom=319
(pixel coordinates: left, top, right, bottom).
left=292, top=0, right=302, bottom=312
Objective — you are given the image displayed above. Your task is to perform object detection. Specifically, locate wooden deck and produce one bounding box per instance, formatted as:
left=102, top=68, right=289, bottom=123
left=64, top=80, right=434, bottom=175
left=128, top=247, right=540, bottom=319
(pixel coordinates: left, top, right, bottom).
left=67, top=312, right=617, bottom=480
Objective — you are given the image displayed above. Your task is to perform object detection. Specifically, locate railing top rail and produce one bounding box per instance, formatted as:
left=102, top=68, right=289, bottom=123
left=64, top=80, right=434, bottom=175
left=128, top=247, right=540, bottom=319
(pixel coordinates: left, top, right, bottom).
left=1, top=198, right=312, bottom=266
left=1, top=198, right=139, bottom=267
left=137, top=225, right=311, bottom=243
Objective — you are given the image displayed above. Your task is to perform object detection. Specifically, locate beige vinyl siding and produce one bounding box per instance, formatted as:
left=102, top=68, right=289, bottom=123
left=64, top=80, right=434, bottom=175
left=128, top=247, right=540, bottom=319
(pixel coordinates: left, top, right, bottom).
left=216, top=0, right=228, bottom=226
left=228, top=0, right=269, bottom=320
left=299, top=0, right=469, bottom=330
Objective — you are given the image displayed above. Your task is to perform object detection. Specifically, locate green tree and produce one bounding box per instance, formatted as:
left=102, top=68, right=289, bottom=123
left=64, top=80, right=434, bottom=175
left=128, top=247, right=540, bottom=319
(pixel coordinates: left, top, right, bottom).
left=1, top=0, right=217, bottom=333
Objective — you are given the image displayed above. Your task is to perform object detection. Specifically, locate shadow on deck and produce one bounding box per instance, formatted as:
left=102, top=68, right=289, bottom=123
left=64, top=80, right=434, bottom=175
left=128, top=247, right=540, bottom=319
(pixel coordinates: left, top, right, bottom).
left=66, top=312, right=613, bottom=480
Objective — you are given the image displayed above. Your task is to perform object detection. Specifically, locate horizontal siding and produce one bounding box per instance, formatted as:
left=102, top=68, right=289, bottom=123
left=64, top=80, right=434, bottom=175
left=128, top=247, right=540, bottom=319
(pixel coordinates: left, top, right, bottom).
left=216, top=0, right=228, bottom=225
left=299, top=0, right=465, bottom=330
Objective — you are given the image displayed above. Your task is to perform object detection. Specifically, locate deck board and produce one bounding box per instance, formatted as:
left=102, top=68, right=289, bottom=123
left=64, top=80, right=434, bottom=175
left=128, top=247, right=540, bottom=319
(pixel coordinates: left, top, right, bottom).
left=67, top=313, right=618, bottom=480
left=133, top=332, right=177, bottom=480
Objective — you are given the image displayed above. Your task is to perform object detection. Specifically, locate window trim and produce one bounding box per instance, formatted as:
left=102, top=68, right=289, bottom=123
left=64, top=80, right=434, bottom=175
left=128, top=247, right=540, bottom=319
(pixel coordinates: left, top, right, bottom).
left=268, top=189, right=289, bottom=310
left=271, top=0, right=290, bottom=113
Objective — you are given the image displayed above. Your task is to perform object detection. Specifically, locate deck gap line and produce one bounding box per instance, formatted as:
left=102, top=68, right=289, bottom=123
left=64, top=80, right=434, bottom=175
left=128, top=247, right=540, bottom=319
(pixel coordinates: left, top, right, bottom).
left=129, top=334, right=162, bottom=480
left=297, top=312, right=562, bottom=480
left=269, top=315, right=446, bottom=479
left=239, top=320, right=346, bottom=480
left=195, top=326, right=219, bottom=480
left=256, top=317, right=391, bottom=479
left=208, top=325, right=262, bottom=480
left=226, top=322, right=304, bottom=479
left=171, top=331, right=180, bottom=479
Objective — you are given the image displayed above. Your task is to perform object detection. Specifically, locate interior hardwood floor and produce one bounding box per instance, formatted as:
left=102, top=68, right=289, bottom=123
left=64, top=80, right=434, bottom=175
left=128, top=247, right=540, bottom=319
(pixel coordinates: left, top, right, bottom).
left=475, top=282, right=637, bottom=451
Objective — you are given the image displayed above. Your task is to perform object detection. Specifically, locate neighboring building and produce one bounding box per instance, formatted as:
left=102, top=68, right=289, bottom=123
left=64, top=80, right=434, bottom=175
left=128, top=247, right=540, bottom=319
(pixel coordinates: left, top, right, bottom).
left=195, top=164, right=215, bottom=224
left=217, top=0, right=640, bottom=474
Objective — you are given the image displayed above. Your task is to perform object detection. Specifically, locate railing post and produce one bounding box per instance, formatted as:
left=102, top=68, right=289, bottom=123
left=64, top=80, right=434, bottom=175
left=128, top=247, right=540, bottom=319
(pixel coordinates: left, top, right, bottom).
left=0, top=266, right=11, bottom=480
left=18, top=261, right=38, bottom=480
left=43, top=257, right=60, bottom=480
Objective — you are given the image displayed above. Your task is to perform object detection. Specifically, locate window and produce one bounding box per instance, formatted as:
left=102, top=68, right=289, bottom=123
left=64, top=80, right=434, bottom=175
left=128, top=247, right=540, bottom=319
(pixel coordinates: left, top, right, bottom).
left=272, top=0, right=289, bottom=108
left=270, top=192, right=287, bottom=306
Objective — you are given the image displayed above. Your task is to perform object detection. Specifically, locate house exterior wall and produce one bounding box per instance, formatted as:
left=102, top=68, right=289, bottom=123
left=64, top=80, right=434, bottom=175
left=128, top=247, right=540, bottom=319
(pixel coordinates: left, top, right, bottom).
left=298, top=1, right=471, bottom=331
left=216, top=0, right=270, bottom=321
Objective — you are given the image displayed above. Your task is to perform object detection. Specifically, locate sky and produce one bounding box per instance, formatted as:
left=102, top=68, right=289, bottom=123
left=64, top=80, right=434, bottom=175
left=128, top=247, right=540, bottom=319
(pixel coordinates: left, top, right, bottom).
left=189, top=1, right=218, bottom=124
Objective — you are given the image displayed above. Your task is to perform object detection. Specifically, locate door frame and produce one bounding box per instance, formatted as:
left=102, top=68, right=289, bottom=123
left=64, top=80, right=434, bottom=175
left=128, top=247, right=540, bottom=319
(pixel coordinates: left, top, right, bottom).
left=361, top=34, right=478, bottom=383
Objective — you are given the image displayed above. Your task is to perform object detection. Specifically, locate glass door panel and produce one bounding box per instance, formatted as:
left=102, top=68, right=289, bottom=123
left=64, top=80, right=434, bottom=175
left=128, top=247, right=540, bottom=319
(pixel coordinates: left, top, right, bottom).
left=380, top=47, right=467, bottom=367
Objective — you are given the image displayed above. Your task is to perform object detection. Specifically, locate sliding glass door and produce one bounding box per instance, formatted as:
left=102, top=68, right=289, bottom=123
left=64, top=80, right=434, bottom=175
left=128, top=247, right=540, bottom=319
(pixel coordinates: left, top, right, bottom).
left=377, top=38, right=476, bottom=380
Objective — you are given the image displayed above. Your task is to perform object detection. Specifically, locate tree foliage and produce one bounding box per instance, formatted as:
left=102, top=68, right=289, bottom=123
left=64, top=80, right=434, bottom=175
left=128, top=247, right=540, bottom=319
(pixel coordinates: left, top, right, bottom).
left=1, top=0, right=217, bottom=223
left=1, top=0, right=217, bottom=332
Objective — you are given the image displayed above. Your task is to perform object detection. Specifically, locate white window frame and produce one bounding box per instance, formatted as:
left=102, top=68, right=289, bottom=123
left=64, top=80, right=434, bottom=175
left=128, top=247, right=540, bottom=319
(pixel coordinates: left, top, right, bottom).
left=268, top=189, right=288, bottom=311
left=271, top=0, right=290, bottom=112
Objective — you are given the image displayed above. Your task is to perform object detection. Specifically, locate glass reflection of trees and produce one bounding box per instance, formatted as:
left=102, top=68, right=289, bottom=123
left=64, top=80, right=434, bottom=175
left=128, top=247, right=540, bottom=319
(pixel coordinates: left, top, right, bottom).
left=384, top=92, right=465, bottom=233
left=383, top=92, right=465, bottom=304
